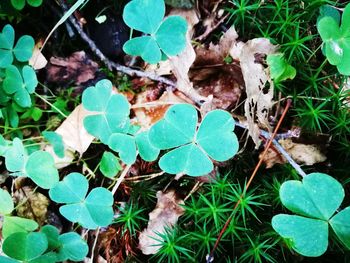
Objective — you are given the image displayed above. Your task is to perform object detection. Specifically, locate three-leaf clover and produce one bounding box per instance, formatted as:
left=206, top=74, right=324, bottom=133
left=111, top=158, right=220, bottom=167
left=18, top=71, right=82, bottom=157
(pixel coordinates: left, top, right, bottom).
left=11, top=0, right=43, bottom=10
left=41, top=225, right=88, bottom=261
left=148, top=104, right=239, bottom=176
left=123, top=0, right=187, bottom=64
left=0, top=24, right=35, bottom=68
left=317, top=3, right=350, bottom=75
left=82, top=79, right=130, bottom=144
left=49, top=172, right=114, bottom=229
left=3, top=65, right=38, bottom=108
left=4, top=138, right=59, bottom=189
left=272, top=173, right=350, bottom=257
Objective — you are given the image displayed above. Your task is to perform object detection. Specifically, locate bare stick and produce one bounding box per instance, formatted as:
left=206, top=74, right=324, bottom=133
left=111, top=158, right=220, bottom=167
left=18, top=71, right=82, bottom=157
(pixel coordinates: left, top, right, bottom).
left=111, top=164, right=131, bottom=196
left=59, top=2, right=176, bottom=87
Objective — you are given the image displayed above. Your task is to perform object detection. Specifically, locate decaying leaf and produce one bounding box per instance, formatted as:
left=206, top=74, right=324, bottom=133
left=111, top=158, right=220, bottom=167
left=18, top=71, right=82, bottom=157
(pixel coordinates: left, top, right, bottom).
left=29, top=40, right=48, bottom=70
left=46, top=51, right=98, bottom=85
left=230, top=33, right=277, bottom=147
left=261, top=138, right=327, bottom=168
left=44, top=105, right=95, bottom=168
left=138, top=190, right=185, bottom=255
left=13, top=186, right=50, bottom=225
left=133, top=90, right=192, bottom=130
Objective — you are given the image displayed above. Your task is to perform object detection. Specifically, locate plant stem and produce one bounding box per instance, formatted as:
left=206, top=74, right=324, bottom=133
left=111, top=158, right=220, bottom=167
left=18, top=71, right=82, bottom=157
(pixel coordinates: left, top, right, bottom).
left=207, top=99, right=293, bottom=262
left=111, top=164, right=132, bottom=196
left=34, top=92, right=68, bottom=118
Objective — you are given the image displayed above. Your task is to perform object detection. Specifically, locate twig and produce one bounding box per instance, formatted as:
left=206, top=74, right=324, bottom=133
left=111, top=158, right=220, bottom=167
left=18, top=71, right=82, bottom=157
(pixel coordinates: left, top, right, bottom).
left=58, top=2, right=176, bottom=85
left=207, top=99, right=293, bottom=262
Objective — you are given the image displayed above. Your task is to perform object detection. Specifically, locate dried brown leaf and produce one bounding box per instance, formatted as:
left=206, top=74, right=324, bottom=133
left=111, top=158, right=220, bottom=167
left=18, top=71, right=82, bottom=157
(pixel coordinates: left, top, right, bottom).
left=138, top=191, right=185, bottom=255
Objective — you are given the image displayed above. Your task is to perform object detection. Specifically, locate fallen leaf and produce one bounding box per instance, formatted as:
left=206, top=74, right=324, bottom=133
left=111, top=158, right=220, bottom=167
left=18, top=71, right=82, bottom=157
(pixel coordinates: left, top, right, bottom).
left=138, top=190, right=185, bottom=255
left=261, top=138, right=327, bottom=168
left=44, top=105, right=95, bottom=168
left=230, top=32, right=277, bottom=147
left=46, top=51, right=98, bottom=85
left=13, top=186, right=50, bottom=226
left=29, top=40, right=47, bottom=70
left=133, top=90, right=192, bottom=130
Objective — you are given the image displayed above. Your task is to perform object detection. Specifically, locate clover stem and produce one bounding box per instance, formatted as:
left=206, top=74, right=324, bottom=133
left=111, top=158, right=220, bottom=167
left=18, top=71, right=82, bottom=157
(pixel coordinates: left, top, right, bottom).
left=89, top=227, right=100, bottom=263
left=34, top=92, right=68, bottom=118
left=208, top=99, right=292, bottom=262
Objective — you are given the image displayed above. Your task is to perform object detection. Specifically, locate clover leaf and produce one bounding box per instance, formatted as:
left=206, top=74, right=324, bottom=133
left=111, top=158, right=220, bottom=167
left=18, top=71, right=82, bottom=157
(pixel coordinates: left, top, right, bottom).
left=11, top=0, right=43, bottom=10
left=82, top=79, right=130, bottom=144
left=99, top=151, right=122, bottom=178
left=4, top=138, right=59, bottom=189
left=0, top=189, right=14, bottom=215
left=2, top=232, right=48, bottom=262
left=49, top=172, right=114, bottom=229
left=42, top=131, right=65, bottom=158
left=0, top=24, right=35, bottom=68
left=267, top=53, right=296, bottom=82
left=148, top=104, right=239, bottom=176
left=272, top=173, right=350, bottom=257
left=317, top=3, right=350, bottom=75
left=41, top=225, right=88, bottom=261
left=3, top=65, right=38, bottom=108
left=123, top=0, right=187, bottom=64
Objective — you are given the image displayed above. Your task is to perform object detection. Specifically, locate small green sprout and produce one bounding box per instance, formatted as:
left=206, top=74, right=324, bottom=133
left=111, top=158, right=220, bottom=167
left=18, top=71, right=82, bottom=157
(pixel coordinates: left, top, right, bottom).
left=267, top=53, right=296, bottom=83
left=10, top=0, right=43, bottom=10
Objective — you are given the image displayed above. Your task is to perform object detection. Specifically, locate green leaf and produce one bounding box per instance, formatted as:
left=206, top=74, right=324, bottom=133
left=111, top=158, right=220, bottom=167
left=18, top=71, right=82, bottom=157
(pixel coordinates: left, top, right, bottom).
left=149, top=104, right=238, bottom=176
left=196, top=110, right=238, bottom=161
left=10, top=0, right=25, bottom=10
left=3, top=232, right=48, bottom=261
left=27, top=0, right=43, bottom=7
left=29, top=252, right=56, bottom=263
left=272, top=214, right=328, bottom=257
left=49, top=172, right=88, bottom=203
left=3, top=65, right=37, bottom=108
left=0, top=189, right=14, bottom=215
left=279, top=173, right=344, bottom=220
left=4, top=137, right=27, bottom=173
left=159, top=143, right=213, bottom=176
left=329, top=206, right=350, bottom=249
left=149, top=104, right=197, bottom=149
left=108, top=133, right=137, bottom=165
left=25, top=151, right=59, bottom=189
left=2, top=216, right=38, bottom=239
left=0, top=256, right=19, bottom=263
left=267, top=53, right=296, bottom=82
left=13, top=35, right=34, bottom=62
left=155, top=16, right=187, bottom=57
left=99, top=151, right=121, bottom=178
left=135, top=131, right=160, bottom=161
left=56, top=232, right=89, bottom=261
left=49, top=173, right=114, bottom=229
left=0, top=25, right=15, bottom=68
left=42, top=131, right=65, bottom=158
left=123, top=0, right=165, bottom=34
left=318, top=5, right=340, bottom=26
left=336, top=41, right=350, bottom=75
left=40, top=225, right=60, bottom=250
left=82, top=79, right=130, bottom=143
left=340, top=3, right=350, bottom=37
left=123, top=36, right=161, bottom=64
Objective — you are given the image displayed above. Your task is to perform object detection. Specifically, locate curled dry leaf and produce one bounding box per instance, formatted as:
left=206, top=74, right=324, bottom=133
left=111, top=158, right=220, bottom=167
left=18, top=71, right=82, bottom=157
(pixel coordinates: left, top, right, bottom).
left=138, top=190, right=185, bottom=255
left=230, top=31, right=277, bottom=147
left=261, top=138, right=327, bottom=168
left=29, top=40, right=48, bottom=70
left=46, top=51, right=98, bottom=85
left=13, top=186, right=50, bottom=225
left=44, top=105, right=95, bottom=168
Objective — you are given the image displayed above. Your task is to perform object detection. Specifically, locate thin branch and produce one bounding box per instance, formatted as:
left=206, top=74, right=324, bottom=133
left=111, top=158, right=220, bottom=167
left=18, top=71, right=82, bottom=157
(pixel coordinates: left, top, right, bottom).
left=59, top=1, right=176, bottom=88
left=111, top=164, right=131, bottom=196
